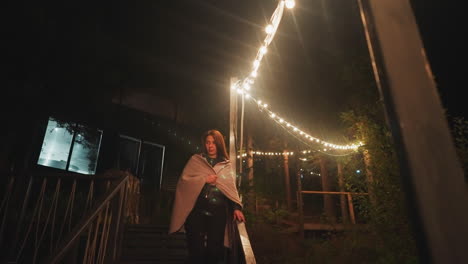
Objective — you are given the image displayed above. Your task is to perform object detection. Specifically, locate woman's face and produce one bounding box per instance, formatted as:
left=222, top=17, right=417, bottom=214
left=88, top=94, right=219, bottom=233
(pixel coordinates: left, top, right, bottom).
left=205, top=135, right=217, bottom=158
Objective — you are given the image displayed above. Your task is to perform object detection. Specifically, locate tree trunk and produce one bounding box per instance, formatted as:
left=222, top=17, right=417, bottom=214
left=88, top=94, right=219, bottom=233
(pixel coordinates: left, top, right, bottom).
left=363, top=149, right=377, bottom=205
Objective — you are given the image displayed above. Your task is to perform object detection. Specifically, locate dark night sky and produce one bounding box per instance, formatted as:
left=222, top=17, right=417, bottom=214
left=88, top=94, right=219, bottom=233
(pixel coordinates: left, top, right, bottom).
left=5, top=0, right=465, bottom=142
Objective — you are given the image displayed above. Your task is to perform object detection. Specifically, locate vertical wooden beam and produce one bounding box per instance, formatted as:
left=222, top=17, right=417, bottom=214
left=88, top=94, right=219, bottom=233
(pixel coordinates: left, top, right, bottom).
left=337, top=162, right=349, bottom=223
left=346, top=194, right=356, bottom=225
left=229, top=78, right=238, bottom=183
left=357, top=0, right=468, bottom=262
left=283, top=150, right=292, bottom=210
left=247, top=134, right=254, bottom=186
left=247, top=133, right=255, bottom=212
left=319, top=155, right=335, bottom=222
left=296, top=170, right=304, bottom=239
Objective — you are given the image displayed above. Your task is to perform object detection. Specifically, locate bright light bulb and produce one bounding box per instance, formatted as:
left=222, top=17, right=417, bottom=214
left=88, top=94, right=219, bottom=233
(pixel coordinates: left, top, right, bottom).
left=260, top=46, right=267, bottom=54
left=285, top=0, right=295, bottom=9
left=253, top=60, right=260, bottom=68
left=265, top=24, right=274, bottom=34
left=263, top=103, right=268, bottom=108
left=243, top=83, right=251, bottom=90
left=279, top=118, right=284, bottom=123
left=270, top=113, right=276, bottom=118
left=258, top=100, right=262, bottom=105
left=245, top=93, right=251, bottom=99
left=251, top=71, right=258, bottom=77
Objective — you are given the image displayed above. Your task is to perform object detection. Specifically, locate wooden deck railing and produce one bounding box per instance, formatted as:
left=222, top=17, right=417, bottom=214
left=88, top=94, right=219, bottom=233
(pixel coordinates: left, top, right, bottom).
left=0, top=170, right=137, bottom=264
left=297, top=190, right=368, bottom=237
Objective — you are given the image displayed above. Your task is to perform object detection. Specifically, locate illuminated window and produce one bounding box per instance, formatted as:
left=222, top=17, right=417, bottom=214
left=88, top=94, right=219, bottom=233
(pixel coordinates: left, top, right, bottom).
left=37, top=117, right=103, bottom=175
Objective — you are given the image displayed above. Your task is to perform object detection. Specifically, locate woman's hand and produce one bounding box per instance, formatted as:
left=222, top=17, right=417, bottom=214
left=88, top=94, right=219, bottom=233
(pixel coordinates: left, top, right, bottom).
left=233, top=210, right=245, bottom=222
left=205, top=174, right=218, bottom=185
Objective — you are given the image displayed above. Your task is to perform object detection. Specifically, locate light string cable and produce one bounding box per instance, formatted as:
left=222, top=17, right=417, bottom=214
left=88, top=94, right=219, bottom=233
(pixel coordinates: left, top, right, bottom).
left=248, top=96, right=363, bottom=156
left=233, top=0, right=295, bottom=92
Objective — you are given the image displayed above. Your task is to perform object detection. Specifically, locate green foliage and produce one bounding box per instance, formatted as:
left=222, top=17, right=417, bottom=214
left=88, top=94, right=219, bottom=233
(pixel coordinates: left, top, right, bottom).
left=449, top=116, right=468, bottom=181
left=339, top=103, right=419, bottom=263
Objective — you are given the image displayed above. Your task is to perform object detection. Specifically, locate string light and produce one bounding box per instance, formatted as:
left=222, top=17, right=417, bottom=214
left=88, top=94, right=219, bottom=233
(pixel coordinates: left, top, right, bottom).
left=250, top=96, right=364, bottom=151
left=285, top=0, right=296, bottom=9
left=232, top=1, right=294, bottom=92
left=229, top=0, right=364, bottom=154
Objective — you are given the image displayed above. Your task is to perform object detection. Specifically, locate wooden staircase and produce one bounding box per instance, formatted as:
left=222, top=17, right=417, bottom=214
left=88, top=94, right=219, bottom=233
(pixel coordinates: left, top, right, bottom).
left=119, top=224, right=188, bottom=264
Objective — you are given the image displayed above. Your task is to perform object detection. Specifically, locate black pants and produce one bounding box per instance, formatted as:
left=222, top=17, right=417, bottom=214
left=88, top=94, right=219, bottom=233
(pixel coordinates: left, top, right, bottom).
left=185, top=200, right=227, bottom=264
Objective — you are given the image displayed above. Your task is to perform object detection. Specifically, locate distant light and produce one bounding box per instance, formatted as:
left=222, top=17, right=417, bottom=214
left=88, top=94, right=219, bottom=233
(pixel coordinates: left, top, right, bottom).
left=260, top=46, right=267, bottom=55
left=356, top=169, right=361, bottom=174
left=285, top=0, right=295, bottom=9
left=265, top=24, right=274, bottom=34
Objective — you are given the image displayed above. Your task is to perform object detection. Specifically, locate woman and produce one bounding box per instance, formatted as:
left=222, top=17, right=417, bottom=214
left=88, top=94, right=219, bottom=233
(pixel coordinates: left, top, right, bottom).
left=169, top=129, right=245, bottom=264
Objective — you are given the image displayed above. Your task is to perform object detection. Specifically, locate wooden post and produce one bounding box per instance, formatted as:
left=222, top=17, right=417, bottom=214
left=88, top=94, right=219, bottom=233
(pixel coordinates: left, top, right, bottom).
left=283, top=150, right=292, bottom=210
left=229, top=78, right=238, bottom=186
left=319, top=155, right=336, bottom=222
left=246, top=132, right=254, bottom=212
left=296, top=170, right=304, bottom=239
left=346, top=194, right=356, bottom=224
left=247, top=134, right=254, bottom=186
left=239, top=94, right=245, bottom=175
left=357, top=0, right=468, bottom=262
left=337, top=162, right=349, bottom=223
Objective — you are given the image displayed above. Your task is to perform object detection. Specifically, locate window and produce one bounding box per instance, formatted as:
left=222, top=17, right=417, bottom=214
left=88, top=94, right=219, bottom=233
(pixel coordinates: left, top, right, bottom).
left=117, top=135, right=165, bottom=190
left=37, top=117, right=103, bottom=175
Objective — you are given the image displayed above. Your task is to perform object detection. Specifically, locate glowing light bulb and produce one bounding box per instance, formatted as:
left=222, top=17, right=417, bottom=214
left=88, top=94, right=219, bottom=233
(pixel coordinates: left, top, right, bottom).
left=265, top=24, right=274, bottom=34
left=260, top=46, right=267, bottom=55
left=251, top=71, right=258, bottom=77
left=253, top=60, right=260, bottom=68
left=285, top=0, right=295, bottom=9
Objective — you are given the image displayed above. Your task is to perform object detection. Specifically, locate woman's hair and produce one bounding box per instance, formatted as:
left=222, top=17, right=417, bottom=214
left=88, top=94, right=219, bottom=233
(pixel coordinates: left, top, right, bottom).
left=201, top=129, right=229, bottom=160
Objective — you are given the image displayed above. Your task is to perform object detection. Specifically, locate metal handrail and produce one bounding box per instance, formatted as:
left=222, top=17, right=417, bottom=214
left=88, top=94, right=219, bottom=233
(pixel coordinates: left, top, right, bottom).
left=45, top=174, right=129, bottom=264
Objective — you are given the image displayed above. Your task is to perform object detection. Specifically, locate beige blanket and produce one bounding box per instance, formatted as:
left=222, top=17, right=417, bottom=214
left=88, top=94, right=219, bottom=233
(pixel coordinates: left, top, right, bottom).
left=169, top=154, right=242, bottom=246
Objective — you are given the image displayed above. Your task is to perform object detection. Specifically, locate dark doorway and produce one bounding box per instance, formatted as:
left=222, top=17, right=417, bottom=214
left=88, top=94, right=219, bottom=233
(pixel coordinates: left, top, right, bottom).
left=117, top=135, right=165, bottom=223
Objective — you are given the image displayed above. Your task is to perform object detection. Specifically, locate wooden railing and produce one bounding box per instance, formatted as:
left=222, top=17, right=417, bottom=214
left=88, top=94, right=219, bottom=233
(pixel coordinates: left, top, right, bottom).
left=237, top=221, right=256, bottom=264
left=297, top=190, right=368, bottom=237
left=0, top=170, right=138, bottom=264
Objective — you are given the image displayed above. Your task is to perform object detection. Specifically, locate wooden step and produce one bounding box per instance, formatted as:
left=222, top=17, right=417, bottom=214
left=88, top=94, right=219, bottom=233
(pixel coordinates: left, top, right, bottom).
left=119, top=224, right=188, bottom=263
